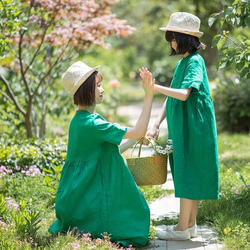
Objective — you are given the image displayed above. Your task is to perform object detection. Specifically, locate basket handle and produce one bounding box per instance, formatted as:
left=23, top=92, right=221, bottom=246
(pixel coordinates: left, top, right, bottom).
left=132, top=137, right=159, bottom=157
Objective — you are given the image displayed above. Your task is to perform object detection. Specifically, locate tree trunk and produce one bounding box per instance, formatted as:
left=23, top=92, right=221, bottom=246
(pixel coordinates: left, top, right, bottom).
left=40, top=102, right=46, bottom=138
left=194, top=0, right=200, bottom=16
left=24, top=113, right=33, bottom=138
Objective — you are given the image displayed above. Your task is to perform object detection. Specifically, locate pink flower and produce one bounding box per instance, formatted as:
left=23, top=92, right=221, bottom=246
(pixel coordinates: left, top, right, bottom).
left=25, top=171, right=31, bottom=176
left=70, top=242, right=80, bottom=249
left=0, top=166, right=6, bottom=171
left=109, top=79, right=120, bottom=88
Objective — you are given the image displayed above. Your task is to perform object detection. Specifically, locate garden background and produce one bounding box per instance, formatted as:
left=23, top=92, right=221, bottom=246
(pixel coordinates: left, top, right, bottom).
left=0, top=0, right=249, bottom=249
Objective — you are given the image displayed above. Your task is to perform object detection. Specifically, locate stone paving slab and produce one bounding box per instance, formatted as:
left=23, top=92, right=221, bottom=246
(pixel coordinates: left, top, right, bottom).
left=143, top=225, right=223, bottom=250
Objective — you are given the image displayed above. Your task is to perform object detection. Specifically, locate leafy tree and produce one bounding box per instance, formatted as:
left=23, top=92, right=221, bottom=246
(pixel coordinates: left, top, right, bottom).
left=0, top=0, right=20, bottom=56
left=209, top=0, right=250, bottom=132
left=111, top=0, right=229, bottom=84
left=209, top=0, right=250, bottom=78
left=0, top=0, right=133, bottom=138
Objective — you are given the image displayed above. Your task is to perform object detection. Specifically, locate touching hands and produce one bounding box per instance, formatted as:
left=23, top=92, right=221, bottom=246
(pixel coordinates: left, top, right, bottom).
left=139, top=67, right=155, bottom=96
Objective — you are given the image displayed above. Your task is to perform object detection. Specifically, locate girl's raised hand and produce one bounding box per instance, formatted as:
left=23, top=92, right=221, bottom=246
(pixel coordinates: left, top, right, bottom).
left=139, top=67, right=155, bottom=96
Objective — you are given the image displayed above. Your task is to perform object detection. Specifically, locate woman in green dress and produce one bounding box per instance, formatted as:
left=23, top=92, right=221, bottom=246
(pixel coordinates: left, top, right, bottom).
left=146, top=12, right=219, bottom=240
left=48, top=62, right=155, bottom=247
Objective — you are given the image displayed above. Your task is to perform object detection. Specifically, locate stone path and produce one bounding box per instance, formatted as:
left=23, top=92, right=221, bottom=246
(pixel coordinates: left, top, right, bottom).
left=118, top=103, right=223, bottom=250
left=144, top=171, right=223, bottom=250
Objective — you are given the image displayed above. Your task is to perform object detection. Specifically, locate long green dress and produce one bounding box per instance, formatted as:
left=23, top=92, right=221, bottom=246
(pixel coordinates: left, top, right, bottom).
left=166, top=51, right=219, bottom=200
left=48, top=110, right=150, bottom=247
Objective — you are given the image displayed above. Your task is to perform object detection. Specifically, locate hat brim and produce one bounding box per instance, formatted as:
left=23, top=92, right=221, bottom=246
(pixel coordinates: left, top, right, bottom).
left=159, top=27, right=203, bottom=38
left=69, top=65, right=100, bottom=96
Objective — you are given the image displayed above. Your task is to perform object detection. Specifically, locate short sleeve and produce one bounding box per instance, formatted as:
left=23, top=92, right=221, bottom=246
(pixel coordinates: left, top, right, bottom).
left=93, top=115, right=127, bottom=145
left=181, top=58, right=203, bottom=91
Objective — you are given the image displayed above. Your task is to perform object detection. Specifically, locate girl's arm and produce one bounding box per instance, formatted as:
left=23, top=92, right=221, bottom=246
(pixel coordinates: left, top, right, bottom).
left=145, top=83, right=192, bottom=140
left=123, top=68, right=155, bottom=139
left=154, top=84, right=192, bottom=101
left=146, top=99, right=166, bottom=140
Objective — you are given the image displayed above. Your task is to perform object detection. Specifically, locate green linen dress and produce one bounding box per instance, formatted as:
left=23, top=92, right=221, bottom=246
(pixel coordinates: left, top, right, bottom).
left=48, top=110, right=150, bottom=247
left=166, top=51, right=219, bottom=200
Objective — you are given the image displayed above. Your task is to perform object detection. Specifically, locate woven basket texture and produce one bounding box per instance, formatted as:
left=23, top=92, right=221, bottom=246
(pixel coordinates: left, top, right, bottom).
left=126, top=154, right=168, bottom=186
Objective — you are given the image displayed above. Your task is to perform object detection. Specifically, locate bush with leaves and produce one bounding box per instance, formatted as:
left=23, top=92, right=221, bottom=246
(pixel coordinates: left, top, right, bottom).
left=213, top=77, right=250, bottom=132
left=0, top=0, right=20, bottom=56
left=209, top=0, right=250, bottom=78
left=0, top=138, right=67, bottom=172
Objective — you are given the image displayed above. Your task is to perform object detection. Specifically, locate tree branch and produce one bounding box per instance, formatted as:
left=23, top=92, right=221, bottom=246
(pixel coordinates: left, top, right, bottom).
left=0, top=89, right=14, bottom=104
left=0, top=74, right=26, bottom=115
left=24, top=27, right=48, bottom=75
left=33, top=38, right=72, bottom=97
left=18, top=30, right=32, bottom=97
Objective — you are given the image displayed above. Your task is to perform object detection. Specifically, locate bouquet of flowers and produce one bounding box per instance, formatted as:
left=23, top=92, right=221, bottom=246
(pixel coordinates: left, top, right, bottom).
left=155, top=139, right=173, bottom=156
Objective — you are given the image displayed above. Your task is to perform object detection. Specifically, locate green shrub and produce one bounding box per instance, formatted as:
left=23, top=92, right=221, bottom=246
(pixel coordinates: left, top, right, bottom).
left=0, top=138, right=67, bottom=172
left=213, top=77, right=250, bottom=132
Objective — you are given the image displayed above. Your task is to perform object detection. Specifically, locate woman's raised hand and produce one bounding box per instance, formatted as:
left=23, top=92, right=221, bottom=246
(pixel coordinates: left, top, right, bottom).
left=139, top=67, right=155, bottom=96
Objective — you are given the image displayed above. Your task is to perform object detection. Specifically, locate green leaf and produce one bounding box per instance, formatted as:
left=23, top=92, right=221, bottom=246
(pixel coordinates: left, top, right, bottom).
left=212, top=34, right=223, bottom=48
left=224, top=6, right=233, bottom=17
left=235, top=172, right=247, bottom=186
left=43, top=168, right=53, bottom=174
left=217, top=37, right=227, bottom=50
left=245, top=15, right=250, bottom=27
left=240, top=67, right=248, bottom=78
left=245, top=53, right=250, bottom=62
left=236, top=61, right=246, bottom=72
left=218, top=57, right=229, bottom=69
left=208, top=13, right=220, bottom=27
left=227, top=17, right=236, bottom=26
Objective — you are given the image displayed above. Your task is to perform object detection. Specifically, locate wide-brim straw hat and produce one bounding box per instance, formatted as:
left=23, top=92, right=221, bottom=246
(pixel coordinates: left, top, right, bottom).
left=61, top=61, right=100, bottom=96
left=159, top=12, right=203, bottom=38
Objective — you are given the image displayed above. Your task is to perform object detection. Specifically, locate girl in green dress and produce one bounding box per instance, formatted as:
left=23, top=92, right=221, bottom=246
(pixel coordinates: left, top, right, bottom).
left=48, top=62, right=155, bottom=247
left=146, top=12, right=219, bottom=240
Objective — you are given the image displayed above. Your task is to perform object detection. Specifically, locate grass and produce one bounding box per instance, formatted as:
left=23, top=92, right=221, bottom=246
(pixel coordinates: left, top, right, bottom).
left=0, top=133, right=249, bottom=249
left=197, top=133, right=250, bottom=249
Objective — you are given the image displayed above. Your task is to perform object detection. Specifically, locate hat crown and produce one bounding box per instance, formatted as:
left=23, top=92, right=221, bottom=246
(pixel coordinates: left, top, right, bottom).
left=159, top=12, right=203, bottom=38
left=61, top=61, right=100, bottom=96
left=168, top=12, right=200, bottom=32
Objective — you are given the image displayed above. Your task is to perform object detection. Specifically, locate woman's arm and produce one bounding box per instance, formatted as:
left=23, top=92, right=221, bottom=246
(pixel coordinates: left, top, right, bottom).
left=154, top=84, right=192, bottom=101
left=123, top=68, right=155, bottom=139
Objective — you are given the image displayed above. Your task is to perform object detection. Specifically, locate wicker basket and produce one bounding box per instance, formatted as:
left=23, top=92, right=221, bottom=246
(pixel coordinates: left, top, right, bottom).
left=126, top=138, right=168, bottom=186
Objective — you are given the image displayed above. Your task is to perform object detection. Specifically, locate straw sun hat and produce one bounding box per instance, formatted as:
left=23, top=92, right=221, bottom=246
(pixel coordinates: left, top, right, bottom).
left=61, top=61, right=100, bottom=96
left=159, top=12, right=203, bottom=38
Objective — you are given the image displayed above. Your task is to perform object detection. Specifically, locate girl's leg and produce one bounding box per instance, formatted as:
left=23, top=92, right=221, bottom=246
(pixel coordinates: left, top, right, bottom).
left=156, top=198, right=199, bottom=240
left=175, top=198, right=199, bottom=231
left=188, top=200, right=199, bottom=228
